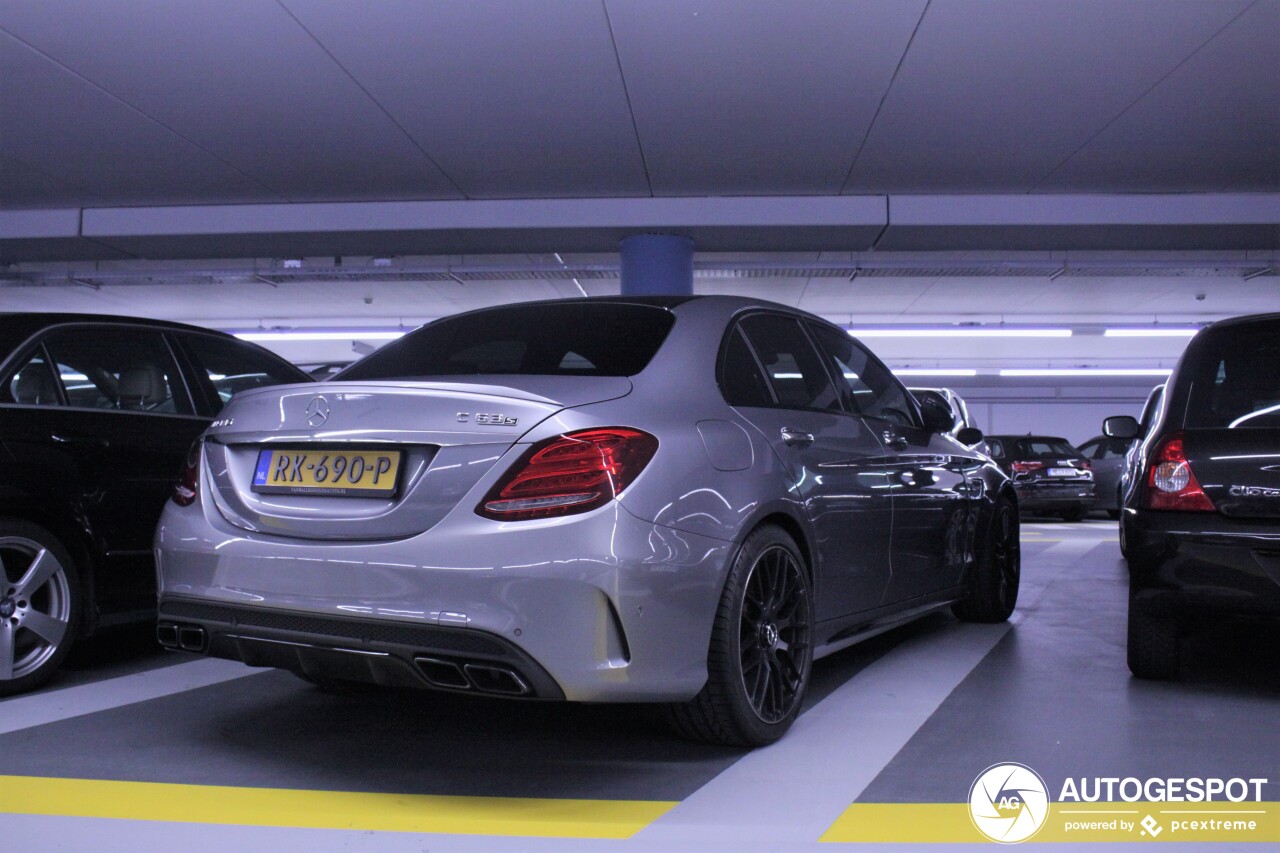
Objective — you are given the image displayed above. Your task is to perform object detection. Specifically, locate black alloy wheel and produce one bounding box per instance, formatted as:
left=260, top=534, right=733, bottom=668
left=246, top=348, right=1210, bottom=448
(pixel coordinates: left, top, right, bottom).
left=668, top=525, right=813, bottom=747
left=953, top=498, right=1020, bottom=623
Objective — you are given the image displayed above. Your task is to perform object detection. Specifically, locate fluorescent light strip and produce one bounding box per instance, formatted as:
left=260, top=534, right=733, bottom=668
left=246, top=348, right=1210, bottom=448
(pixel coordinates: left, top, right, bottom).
left=234, top=331, right=406, bottom=342
left=1000, top=368, right=1172, bottom=377
left=1103, top=328, right=1198, bottom=338
left=850, top=329, right=1071, bottom=338
left=892, top=369, right=978, bottom=377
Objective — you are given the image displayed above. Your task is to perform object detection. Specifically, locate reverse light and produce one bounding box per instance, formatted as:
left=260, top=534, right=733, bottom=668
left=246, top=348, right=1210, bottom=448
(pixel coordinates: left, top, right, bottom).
left=172, top=440, right=201, bottom=506
left=477, top=428, right=658, bottom=521
left=1144, top=433, right=1215, bottom=512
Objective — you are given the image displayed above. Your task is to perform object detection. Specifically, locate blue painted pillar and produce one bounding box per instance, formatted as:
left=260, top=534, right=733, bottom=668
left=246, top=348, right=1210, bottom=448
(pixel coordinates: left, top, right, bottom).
left=619, top=234, right=693, bottom=296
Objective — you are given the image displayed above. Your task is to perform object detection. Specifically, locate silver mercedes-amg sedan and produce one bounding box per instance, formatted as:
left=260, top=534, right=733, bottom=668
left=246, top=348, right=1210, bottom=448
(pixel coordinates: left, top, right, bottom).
left=155, top=296, right=1017, bottom=746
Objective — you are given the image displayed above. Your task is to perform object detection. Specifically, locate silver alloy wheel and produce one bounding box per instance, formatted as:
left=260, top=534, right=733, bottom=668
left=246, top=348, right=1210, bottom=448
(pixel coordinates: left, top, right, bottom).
left=0, top=535, right=73, bottom=682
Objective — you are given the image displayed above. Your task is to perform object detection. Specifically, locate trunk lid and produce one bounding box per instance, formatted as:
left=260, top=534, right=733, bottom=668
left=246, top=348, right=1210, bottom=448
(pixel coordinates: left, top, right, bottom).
left=202, top=378, right=631, bottom=539
left=1183, top=429, right=1280, bottom=519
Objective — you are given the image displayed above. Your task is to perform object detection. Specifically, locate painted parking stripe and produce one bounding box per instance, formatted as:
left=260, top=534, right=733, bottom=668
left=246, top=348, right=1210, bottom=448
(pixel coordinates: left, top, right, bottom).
left=0, top=658, right=258, bottom=735
left=0, top=776, right=675, bottom=839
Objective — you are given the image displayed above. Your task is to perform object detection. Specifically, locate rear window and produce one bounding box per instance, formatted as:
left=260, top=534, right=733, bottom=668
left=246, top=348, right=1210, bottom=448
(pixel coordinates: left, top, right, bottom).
left=339, top=302, right=675, bottom=380
left=1185, top=323, right=1280, bottom=429
left=1009, top=437, right=1079, bottom=457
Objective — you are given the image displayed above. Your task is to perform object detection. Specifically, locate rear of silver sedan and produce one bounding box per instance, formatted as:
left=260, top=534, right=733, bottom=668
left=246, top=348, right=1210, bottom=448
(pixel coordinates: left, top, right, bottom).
left=155, top=377, right=735, bottom=704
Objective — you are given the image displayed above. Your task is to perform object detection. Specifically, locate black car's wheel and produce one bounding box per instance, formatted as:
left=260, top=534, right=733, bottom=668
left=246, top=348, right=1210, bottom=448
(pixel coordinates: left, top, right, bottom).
left=1127, top=593, right=1179, bottom=680
left=669, top=525, right=813, bottom=747
left=953, top=498, right=1020, bottom=623
left=0, top=520, right=81, bottom=696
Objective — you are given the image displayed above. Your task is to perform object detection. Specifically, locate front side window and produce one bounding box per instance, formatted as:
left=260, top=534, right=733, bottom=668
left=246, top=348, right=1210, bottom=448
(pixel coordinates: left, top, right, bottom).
left=39, top=327, right=192, bottom=415
left=737, top=314, right=841, bottom=412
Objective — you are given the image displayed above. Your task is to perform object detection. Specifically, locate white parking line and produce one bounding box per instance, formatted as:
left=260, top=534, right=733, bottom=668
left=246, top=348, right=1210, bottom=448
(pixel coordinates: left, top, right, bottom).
left=0, top=658, right=259, bottom=736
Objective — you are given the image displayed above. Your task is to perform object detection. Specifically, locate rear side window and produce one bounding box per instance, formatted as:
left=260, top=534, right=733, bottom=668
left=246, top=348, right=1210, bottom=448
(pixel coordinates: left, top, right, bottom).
left=340, top=303, right=675, bottom=379
left=737, top=314, right=841, bottom=412
left=39, top=327, right=192, bottom=416
left=177, top=332, right=308, bottom=414
left=808, top=323, right=918, bottom=427
left=718, top=327, right=774, bottom=407
left=1185, top=325, right=1280, bottom=429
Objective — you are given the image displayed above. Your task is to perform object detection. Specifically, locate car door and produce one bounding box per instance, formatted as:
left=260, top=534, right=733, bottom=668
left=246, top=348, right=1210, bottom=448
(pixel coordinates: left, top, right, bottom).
left=807, top=324, right=976, bottom=601
left=0, top=326, right=207, bottom=619
left=727, top=314, right=893, bottom=621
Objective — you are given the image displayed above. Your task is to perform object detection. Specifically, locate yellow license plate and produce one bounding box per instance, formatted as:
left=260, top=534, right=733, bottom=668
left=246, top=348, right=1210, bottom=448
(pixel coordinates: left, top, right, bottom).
left=251, top=449, right=402, bottom=498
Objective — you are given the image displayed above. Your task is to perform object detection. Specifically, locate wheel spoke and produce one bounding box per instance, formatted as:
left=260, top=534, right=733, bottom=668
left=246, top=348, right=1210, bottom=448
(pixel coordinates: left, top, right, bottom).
left=0, top=623, right=14, bottom=680
left=21, top=609, right=68, bottom=647
left=15, top=548, right=60, bottom=597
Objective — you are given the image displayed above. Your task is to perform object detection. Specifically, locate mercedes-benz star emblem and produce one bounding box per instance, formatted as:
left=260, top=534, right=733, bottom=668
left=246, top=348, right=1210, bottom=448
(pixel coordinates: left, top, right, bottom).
left=305, top=395, right=331, bottom=427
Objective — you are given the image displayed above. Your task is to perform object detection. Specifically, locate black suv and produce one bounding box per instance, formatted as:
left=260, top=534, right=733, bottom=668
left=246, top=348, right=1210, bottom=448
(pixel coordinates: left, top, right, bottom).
left=1105, top=313, right=1280, bottom=679
left=985, top=434, right=1095, bottom=521
left=0, top=314, right=310, bottom=695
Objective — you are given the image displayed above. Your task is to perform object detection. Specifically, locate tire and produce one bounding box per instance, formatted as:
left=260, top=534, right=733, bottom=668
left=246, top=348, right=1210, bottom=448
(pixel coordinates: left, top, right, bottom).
left=953, top=498, right=1020, bottom=623
left=1127, top=593, right=1179, bottom=680
left=668, top=525, right=813, bottom=747
left=0, top=520, right=81, bottom=696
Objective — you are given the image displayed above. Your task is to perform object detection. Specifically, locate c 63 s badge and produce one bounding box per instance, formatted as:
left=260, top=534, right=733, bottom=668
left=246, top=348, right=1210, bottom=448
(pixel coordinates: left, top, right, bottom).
left=456, top=412, right=519, bottom=426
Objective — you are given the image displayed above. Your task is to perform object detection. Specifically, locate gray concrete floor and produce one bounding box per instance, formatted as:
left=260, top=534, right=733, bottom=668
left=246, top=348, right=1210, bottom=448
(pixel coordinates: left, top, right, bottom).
left=1, top=519, right=1276, bottom=851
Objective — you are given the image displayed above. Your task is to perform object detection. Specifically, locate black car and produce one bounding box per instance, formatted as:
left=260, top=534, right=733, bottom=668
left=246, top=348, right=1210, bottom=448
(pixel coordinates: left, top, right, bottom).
left=985, top=434, right=1096, bottom=521
left=0, top=314, right=311, bottom=695
left=1105, top=313, right=1280, bottom=679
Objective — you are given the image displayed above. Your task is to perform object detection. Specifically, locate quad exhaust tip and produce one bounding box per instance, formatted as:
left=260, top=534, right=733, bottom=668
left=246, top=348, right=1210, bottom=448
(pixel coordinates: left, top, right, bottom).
left=415, top=656, right=531, bottom=696
left=157, top=621, right=208, bottom=653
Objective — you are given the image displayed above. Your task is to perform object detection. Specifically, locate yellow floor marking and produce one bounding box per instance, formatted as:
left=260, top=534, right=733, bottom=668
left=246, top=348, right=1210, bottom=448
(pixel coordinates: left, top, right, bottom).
left=0, top=775, right=676, bottom=839
left=821, top=802, right=1279, bottom=843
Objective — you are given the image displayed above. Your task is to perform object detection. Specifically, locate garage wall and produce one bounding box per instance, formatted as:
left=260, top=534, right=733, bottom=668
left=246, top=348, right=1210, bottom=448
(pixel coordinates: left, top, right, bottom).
left=960, top=385, right=1151, bottom=446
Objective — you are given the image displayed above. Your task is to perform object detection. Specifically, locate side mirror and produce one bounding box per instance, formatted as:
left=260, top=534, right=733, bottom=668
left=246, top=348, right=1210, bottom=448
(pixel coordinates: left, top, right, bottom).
left=1103, top=415, right=1141, bottom=440
left=956, top=427, right=985, bottom=447
left=917, top=392, right=955, bottom=434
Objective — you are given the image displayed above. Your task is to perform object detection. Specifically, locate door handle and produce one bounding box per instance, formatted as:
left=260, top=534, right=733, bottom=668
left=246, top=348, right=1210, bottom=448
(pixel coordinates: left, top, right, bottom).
left=780, top=428, right=815, bottom=447
left=882, top=430, right=908, bottom=451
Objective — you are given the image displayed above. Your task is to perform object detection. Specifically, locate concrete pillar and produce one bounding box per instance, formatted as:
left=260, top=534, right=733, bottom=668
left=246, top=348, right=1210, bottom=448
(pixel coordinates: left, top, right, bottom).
left=619, top=234, right=694, bottom=296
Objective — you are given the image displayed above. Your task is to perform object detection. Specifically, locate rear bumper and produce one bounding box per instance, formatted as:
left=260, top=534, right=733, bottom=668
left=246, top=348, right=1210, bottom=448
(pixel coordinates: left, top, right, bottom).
left=1012, top=481, right=1095, bottom=512
left=1126, top=511, right=1280, bottom=618
left=155, top=496, right=735, bottom=703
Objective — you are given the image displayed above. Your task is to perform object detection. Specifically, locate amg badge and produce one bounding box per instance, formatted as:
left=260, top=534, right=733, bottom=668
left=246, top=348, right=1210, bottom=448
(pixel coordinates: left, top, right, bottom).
left=456, top=412, right=518, bottom=426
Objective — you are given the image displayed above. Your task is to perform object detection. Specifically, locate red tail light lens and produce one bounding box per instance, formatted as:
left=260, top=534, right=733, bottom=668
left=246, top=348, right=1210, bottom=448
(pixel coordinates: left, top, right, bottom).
left=1144, top=432, right=1214, bottom=512
left=477, top=428, right=659, bottom=521
left=172, top=440, right=201, bottom=506
left=1011, top=461, right=1044, bottom=475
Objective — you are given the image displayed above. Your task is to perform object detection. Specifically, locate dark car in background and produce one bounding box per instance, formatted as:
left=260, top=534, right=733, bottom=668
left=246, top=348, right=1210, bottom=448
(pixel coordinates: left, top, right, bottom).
left=1104, top=314, right=1280, bottom=680
left=909, top=386, right=987, bottom=453
left=985, top=434, right=1095, bottom=521
left=0, top=314, right=311, bottom=695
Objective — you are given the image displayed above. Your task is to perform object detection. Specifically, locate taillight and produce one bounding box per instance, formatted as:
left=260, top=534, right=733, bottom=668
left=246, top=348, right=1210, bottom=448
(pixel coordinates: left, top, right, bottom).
left=1011, top=461, right=1044, bottom=475
left=172, top=440, right=201, bottom=506
left=477, top=427, right=658, bottom=521
left=1143, top=432, right=1214, bottom=512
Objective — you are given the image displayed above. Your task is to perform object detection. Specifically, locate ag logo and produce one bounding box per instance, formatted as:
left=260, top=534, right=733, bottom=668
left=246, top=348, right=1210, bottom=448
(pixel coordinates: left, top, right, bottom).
left=969, top=762, right=1050, bottom=844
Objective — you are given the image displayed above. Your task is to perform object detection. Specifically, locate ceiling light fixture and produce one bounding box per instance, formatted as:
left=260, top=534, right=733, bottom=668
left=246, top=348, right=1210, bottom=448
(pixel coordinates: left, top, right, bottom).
left=234, top=330, right=406, bottom=342
left=1103, top=328, right=1199, bottom=337
left=850, top=328, right=1072, bottom=338
left=999, top=368, right=1172, bottom=377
